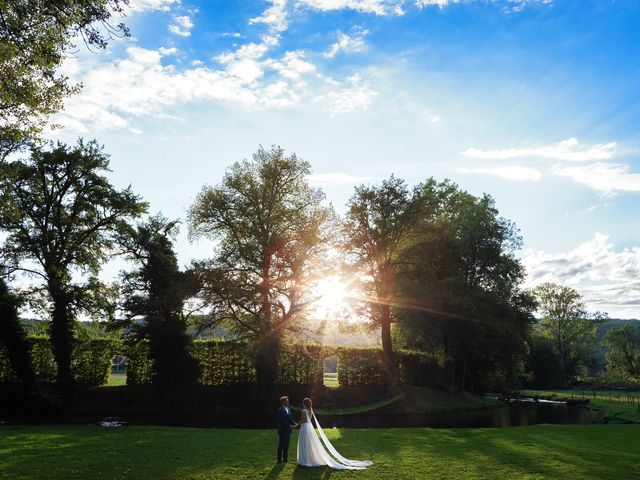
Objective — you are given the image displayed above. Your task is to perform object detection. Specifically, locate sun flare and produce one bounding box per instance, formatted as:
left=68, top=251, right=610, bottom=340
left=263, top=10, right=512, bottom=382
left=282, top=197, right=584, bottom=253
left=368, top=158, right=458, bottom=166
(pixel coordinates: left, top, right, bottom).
left=313, top=275, right=351, bottom=318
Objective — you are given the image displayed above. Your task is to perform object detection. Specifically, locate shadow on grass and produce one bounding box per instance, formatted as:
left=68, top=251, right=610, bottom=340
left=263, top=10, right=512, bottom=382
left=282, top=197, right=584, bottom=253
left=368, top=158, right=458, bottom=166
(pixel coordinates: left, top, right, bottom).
left=292, top=465, right=334, bottom=480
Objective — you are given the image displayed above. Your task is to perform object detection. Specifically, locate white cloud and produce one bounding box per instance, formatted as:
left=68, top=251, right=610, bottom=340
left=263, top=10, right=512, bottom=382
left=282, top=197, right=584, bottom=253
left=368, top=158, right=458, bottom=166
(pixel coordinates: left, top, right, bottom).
left=250, top=0, right=288, bottom=32
left=158, top=47, right=178, bottom=56
left=169, top=15, right=194, bottom=37
left=461, top=137, right=617, bottom=162
left=128, top=0, right=179, bottom=12
left=324, top=29, right=369, bottom=58
left=298, top=0, right=405, bottom=15
left=308, top=173, right=372, bottom=183
left=416, top=0, right=552, bottom=9
left=317, top=74, right=378, bottom=116
left=522, top=233, right=640, bottom=312
left=551, top=162, right=640, bottom=195
left=56, top=34, right=376, bottom=132
left=416, top=0, right=460, bottom=7
left=458, top=165, right=542, bottom=181
left=430, top=115, right=441, bottom=123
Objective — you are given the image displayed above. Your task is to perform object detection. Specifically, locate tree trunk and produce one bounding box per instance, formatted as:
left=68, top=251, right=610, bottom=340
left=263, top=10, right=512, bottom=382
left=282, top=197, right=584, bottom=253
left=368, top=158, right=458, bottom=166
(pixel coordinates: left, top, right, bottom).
left=48, top=278, right=75, bottom=388
left=0, top=278, right=35, bottom=387
left=380, top=304, right=396, bottom=384
left=255, top=330, right=281, bottom=408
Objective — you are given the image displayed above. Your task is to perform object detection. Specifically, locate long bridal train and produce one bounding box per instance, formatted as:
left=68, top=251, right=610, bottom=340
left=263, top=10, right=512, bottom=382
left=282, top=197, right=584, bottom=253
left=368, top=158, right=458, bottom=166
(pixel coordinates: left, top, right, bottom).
left=297, top=408, right=373, bottom=470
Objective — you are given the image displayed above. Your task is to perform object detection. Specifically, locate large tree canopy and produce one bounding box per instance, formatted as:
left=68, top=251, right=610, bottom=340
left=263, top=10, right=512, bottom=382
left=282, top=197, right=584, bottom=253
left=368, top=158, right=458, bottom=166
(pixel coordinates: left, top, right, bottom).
left=118, top=216, right=201, bottom=400
left=394, top=179, right=535, bottom=391
left=534, top=282, right=606, bottom=386
left=0, top=0, right=129, bottom=155
left=603, top=324, right=640, bottom=382
left=342, top=176, right=423, bottom=379
left=0, top=140, right=146, bottom=386
left=188, top=146, right=334, bottom=403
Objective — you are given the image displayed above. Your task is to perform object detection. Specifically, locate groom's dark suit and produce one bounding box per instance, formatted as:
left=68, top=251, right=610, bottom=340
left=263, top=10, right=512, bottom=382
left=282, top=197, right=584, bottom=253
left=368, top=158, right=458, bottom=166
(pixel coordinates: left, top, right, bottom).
left=277, top=405, right=297, bottom=462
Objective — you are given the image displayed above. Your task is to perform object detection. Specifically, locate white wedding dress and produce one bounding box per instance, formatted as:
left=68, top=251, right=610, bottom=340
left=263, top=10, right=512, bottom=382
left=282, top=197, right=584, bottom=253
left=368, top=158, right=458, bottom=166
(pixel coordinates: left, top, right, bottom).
left=297, top=409, right=372, bottom=470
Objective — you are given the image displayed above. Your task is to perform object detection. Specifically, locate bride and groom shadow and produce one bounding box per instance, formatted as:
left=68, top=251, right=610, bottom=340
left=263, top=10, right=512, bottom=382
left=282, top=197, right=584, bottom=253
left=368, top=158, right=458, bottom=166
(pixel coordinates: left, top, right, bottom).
left=265, top=463, right=335, bottom=480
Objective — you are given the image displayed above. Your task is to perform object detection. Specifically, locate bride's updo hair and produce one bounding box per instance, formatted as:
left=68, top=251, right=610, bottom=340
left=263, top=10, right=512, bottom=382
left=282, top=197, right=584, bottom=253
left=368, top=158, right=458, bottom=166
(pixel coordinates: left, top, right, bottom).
left=303, top=397, right=312, bottom=409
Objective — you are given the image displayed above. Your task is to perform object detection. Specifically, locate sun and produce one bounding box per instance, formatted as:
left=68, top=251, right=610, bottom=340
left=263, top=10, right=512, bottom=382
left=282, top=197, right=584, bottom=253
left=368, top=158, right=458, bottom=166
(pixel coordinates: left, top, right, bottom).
left=313, top=275, right=351, bottom=318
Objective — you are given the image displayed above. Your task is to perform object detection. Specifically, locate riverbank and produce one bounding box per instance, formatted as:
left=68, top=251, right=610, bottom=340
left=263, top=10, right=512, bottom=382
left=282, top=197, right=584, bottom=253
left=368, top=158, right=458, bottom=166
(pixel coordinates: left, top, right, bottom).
left=519, top=389, right=640, bottom=423
left=1, top=424, right=638, bottom=479
left=0, top=384, right=500, bottom=428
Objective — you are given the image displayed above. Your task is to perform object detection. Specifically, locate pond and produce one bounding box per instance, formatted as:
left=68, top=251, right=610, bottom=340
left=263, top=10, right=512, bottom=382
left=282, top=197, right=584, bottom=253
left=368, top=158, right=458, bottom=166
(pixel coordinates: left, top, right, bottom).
left=317, top=401, right=601, bottom=429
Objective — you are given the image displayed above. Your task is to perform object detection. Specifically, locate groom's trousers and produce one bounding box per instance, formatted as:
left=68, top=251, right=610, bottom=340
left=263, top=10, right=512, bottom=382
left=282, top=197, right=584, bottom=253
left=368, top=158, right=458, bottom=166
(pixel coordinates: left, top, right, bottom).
left=277, top=430, right=291, bottom=462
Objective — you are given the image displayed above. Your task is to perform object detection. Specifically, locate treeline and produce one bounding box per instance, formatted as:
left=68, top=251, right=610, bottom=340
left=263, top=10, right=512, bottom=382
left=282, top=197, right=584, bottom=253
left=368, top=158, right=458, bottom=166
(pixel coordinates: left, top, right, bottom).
left=0, top=336, right=455, bottom=391
left=3, top=141, right=638, bottom=404
left=526, top=284, right=640, bottom=388
left=1, top=0, right=639, bottom=409
left=0, top=140, right=535, bottom=402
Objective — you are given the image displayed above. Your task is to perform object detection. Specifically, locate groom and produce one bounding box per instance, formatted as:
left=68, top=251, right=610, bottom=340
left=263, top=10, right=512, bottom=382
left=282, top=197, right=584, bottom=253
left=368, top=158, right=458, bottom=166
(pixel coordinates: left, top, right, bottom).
left=276, top=395, right=298, bottom=463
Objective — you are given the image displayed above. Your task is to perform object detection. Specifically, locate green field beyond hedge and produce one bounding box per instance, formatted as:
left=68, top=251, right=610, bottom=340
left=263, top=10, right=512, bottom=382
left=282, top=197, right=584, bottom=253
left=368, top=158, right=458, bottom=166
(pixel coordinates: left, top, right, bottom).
left=1, top=424, right=639, bottom=480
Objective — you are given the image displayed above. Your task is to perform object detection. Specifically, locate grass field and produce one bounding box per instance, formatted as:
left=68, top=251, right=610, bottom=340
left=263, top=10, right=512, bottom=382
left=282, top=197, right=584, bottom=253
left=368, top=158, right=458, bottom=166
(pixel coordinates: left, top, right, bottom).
left=105, top=373, right=127, bottom=387
left=1, top=424, right=639, bottom=479
left=520, top=389, right=640, bottom=423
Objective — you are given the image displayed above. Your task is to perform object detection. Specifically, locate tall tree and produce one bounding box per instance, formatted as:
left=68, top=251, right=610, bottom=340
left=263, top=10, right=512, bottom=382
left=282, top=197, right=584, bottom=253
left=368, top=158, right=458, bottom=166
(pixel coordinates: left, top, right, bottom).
left=0, top=1, right=130, bottom=388
left=117, top=216, right=201, bottom=397
left=0, top=271, right=35, bottom=387
left=534, top=282, right=605, bottom=386
left=188, top=146, right=333, bottom=404
left=395, top=179, right=534, bottom=391
left=0, top=140, right=146, bottom=386
left=342, top=176, right=422, bottom=381
left=0, top=0, right=129, bottom=155
left=604, top=324, right=640, bottom=381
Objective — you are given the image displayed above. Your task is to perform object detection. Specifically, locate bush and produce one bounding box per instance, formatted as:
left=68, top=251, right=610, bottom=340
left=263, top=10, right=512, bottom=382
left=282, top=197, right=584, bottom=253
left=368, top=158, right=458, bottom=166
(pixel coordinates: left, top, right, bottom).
left=0, top=336, right=120, bottom=386
left=1, top=336, right=455, bottom=390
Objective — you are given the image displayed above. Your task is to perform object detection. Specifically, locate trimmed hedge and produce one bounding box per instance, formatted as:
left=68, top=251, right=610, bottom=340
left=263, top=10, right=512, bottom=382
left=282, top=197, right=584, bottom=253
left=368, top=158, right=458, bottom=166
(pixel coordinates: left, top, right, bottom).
left=0, top=336, right=120, bottom=386
left=0, top=336, right=454, bottom=389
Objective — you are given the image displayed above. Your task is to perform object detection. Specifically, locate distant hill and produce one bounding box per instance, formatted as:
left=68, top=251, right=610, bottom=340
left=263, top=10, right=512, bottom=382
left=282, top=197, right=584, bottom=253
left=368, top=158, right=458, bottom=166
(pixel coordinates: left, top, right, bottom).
left=596, top=318, right=640, bottom=340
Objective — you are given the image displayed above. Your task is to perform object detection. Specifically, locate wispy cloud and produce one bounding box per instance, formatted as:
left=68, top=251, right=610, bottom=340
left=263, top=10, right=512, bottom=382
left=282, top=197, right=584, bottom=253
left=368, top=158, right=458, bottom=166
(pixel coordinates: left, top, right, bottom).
left=298, top=0, right=405, bottom=15
left=551, top=162, right=640, bottom=195
left=458, top=165, right=542, bottom=181
left=317, top=74, right=378, bottom=116
left=169, top=15, right=194, bottom=37
left=308, top=173, right=372, bottom=183
left=522, top=233, right=640, bottom=312
left=416, top=0, right=553, bottom=10
left=461, top=137, right=617, bottom=162
left=324, top=28, right=369, bottom=59
left=128, top=0, right=179, bottom=13
left=250, top=0, right=288, bottom=32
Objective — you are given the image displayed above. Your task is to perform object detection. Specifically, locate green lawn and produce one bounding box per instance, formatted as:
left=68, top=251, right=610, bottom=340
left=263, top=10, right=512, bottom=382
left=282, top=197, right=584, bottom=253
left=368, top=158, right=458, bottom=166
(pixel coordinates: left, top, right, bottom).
left=1, top=424, right=639, bottom=479
left=104, top=373, right=127, bottom=387
left=520, top=389, right=640, bottom=423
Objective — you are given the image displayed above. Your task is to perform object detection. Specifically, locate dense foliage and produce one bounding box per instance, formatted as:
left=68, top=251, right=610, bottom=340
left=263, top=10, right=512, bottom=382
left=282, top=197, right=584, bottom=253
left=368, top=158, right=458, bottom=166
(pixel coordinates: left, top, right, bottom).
left=188, top=146, right=334, bottom=404
left=117, top=216, right=200, bottom=398
left=342, top=176, right=423, bottom=379
left=393, top=179, right=535, bottom=391
left=0, top=140, right=146, bottom=386
left=532, top=282, right=606, bottom=386
left=0, top=0, right=129, bottom=155
left=604, top=324, right=640, bottom=382
left=0, top=336, right=119, bottom=386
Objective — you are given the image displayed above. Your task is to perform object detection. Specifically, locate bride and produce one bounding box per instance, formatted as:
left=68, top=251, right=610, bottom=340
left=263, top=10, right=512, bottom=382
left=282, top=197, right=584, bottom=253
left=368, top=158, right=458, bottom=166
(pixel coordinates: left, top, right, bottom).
left=297, top=397, right=372, bottom=470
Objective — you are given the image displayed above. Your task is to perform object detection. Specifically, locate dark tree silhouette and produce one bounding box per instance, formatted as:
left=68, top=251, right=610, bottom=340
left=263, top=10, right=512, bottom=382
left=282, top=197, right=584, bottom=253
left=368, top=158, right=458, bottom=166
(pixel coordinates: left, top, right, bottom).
left=342, top=176, right=423, bottom=382
left=188, top=146, right=333, bottom=405
left=118, top=216, right=201, bottom=398
left=0, top=275, right=35, bottom=387
left=0, top=140, right=147, bottom=387
left=395, top=179, right=535, bottom=391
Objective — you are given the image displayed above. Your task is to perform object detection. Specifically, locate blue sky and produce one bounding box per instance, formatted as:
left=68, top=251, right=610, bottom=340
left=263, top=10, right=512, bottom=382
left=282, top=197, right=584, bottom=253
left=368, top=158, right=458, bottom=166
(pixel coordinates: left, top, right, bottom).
left=49, top=0, right=640, bottom=318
